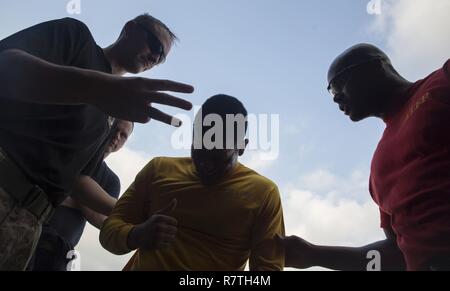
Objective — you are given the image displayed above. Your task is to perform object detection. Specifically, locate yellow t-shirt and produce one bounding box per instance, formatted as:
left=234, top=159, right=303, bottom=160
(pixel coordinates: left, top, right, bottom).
left=100, top=157, right=285, bottom=271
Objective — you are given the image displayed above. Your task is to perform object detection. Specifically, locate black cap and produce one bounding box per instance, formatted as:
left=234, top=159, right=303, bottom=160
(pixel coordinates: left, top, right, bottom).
left=327, top=43, right=391, bottom=85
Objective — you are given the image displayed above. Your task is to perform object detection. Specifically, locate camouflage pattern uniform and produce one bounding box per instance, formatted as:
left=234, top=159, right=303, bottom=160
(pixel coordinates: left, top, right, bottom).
left=0, top=149, right=44, bottom=270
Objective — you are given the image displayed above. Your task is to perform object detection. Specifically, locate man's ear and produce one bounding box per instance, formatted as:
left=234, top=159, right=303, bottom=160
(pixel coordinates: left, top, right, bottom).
left=238, top=139, right=249, bottom=156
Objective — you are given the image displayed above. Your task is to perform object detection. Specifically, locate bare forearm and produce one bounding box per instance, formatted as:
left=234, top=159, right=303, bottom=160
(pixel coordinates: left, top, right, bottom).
left=72, top=175, right=117, bottom=216
left=310, top=239, right=405, bottom=271
left=81, top=206, right=107, bottom=229
left=0, top=49, right=113, bottom=105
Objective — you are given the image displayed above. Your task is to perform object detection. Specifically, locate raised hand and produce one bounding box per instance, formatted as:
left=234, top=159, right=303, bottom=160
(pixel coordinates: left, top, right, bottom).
left=95, top=77, right=194, bottom=125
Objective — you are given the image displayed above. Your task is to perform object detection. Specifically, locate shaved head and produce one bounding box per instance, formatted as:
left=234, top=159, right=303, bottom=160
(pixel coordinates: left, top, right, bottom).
left=328, top=43, right=392, bottom=85
left=327, top=43, right=412, bottom=122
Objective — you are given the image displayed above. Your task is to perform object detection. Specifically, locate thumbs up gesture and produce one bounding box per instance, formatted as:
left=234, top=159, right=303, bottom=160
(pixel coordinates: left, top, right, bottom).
left=128, top=199, right=178, bottom=251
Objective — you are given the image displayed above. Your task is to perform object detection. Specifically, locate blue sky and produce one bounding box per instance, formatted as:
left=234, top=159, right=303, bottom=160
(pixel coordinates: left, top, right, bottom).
left=2, top=0, right=449, bottom=270
left=0, top=0, right=384, bottom=187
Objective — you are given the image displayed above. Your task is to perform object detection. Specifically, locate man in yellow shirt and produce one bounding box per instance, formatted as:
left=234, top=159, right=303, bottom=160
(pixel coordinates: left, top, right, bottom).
left=100, top=94, right=285, bottom=271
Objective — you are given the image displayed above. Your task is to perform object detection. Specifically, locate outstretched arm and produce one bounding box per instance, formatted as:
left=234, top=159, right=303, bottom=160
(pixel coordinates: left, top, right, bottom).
left=0, top=49, right=194, bottom=124
left=278, top=228, right=406, bottom=271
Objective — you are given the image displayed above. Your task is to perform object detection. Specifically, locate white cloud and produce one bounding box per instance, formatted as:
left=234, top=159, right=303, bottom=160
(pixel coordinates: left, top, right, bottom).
left=371, top=0, right=450, bottom=79
left=299, top=169, right=339, bottom=193
left=299, top=169, right=369, bottom=200
left=283, top=189, right=383, bottom=272
left=283, top=190, right=383, bottom=247
left=282, top=170, right=384, bottom=271
left=284, top=169, right=384, bottom=247
left=240, top=150, right=276, bottom=173
left=105, top=146, right=153, bottom=191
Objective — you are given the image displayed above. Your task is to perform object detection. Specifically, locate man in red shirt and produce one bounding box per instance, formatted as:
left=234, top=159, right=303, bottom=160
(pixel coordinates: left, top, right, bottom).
left=278, top=43, right=450, bottom=271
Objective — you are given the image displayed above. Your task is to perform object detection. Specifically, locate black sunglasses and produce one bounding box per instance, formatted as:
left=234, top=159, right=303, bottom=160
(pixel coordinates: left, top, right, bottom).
left=327, top=58, right=384, bottom=97
left=136, top=22, right=166, bottom=64
left=327, top=69, right=354, bottom=98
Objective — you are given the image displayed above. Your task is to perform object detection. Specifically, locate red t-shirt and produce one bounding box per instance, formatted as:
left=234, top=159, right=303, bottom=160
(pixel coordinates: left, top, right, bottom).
left=370, top=60, right=450, bottom=271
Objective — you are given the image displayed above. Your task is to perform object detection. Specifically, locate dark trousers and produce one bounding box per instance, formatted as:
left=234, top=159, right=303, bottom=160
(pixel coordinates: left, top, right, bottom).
left=27, top=226, right=73, bottom=271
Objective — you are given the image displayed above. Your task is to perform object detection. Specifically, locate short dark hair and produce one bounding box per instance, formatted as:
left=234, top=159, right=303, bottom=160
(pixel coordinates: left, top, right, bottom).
left=202, top=94, right=248, bottom=120
left=194, top=94, right=248, bottom=149
left=133, top=13, right=178, bottom=43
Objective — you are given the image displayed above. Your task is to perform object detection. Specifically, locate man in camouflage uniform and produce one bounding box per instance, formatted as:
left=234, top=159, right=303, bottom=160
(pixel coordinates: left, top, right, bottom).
left=0, top=14, right=193, bottom=270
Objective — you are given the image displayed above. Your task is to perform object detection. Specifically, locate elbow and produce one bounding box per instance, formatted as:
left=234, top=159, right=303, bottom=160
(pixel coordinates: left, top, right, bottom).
left=99, top=219, right=132, bottom=256
left=99, top=225, right=121, bottom=255
left=99, top=233, right=126, bottom=256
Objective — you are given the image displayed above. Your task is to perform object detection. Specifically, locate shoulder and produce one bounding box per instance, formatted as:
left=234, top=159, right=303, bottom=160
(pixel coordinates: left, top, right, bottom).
left=245, top=171, right=283, bottom=215
left=0, top=18, right=91, bottom=47
left=103, top=162, right=119, bottom=181
left=442, top=59, right=450, bottom=86
left=137, top=157, right=191, bottom=177
left=42, top=18, right=94, bottom=45
left=143, top=156, right=189, bottom=168
left=239, top=163, right=278, bottom=187
left=414, top=60, right=450, bottom=106
left=101, top=162, right=121, bottom=197
left=238, top=164, right=281, bottom=201
left=60, top=18, right=94, bottom=41
left=157, top=157, right=192, bottom=167
left=53, top=17, right=90, bottom=33
left=25, top=18, right=91, bottom=36
left=444, top=59, right=450, bottom=74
